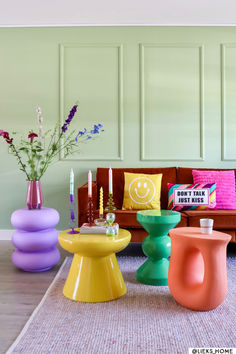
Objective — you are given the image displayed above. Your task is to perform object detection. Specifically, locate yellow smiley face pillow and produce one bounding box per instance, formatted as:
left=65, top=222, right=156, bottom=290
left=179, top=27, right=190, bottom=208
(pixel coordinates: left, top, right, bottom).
left=122, top=172, right=162, bottom=210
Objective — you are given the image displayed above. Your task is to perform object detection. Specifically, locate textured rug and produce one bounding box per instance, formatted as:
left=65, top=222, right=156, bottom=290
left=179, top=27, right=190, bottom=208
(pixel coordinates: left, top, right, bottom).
left=7, top=257, right=236, bottom=354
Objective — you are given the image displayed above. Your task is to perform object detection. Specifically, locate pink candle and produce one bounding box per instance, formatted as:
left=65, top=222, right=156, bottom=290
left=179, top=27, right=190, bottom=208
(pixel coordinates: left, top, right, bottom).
left=88, top=170, right=92, bottom=197
left=109, top=167, right=113, bottom=194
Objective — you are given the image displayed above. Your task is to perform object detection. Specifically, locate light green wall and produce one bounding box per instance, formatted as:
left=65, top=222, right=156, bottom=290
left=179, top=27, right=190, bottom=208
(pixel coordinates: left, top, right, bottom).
left=1, top=26, right=236, bottom=229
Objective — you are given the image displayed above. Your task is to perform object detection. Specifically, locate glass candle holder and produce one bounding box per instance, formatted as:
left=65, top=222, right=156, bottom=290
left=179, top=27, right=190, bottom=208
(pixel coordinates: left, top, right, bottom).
left=87, top=196, right=94, bottom=226
left=94, top=218, right=106, bottom=226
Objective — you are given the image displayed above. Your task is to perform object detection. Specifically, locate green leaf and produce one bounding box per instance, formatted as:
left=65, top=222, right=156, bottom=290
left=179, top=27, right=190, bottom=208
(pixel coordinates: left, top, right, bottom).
left=52, top=143, right=57, bottom=152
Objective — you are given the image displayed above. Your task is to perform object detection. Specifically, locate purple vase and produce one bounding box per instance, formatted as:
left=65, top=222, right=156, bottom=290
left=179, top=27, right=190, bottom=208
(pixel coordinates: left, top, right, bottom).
left=26, top=180, right=43, bottom=209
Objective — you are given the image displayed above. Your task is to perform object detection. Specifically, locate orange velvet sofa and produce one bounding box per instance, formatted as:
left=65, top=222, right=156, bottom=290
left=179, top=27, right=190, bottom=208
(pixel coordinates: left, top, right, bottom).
left=78, top=167, right=236, bottom=243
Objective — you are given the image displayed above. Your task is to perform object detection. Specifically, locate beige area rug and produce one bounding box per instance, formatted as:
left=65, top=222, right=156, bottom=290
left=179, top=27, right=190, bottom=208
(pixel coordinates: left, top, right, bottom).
left=7, top=257, right=236, bottom=354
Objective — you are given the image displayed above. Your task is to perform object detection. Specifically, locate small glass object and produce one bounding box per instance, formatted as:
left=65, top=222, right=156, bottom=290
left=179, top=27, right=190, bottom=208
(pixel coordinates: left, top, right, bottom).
left=87, top=196, right=94, bottom=226
left=94, top=218, right=106, bottom=226
left=113, top=223, right=119, bottom=235
left=105, top=193, right=116, bottom=213
left=69, top=210, right=76, bottom=230
left=106, top=226, right=116, bottom=236
left=106, top=212, right=115, bottom=225
left=106, top=212, right=116, bottom=236
left=26, top=180, right=43, bottom=209
left=68, top=203, right=79, bottom=234
left=200, top=218, right=214, bottom=234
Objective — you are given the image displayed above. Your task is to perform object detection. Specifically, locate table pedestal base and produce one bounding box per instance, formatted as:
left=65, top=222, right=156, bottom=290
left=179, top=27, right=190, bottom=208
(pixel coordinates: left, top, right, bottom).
left=136, top=210, right=181, bottom=286
left=63, top=253, right=126, bottom=303
left=136, top=258, right=169, bottom=285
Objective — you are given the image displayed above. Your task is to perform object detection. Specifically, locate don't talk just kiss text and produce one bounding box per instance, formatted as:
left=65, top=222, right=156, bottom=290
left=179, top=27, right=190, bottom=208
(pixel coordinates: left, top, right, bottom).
left=174, top=189, right=208, bottom=204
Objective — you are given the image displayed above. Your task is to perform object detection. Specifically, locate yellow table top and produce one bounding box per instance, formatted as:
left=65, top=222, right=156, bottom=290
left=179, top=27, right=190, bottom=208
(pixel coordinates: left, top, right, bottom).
left=59, top=228, right=131, bottom=257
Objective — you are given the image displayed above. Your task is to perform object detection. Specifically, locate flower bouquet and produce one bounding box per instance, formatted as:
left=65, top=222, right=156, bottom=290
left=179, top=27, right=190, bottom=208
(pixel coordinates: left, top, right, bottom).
left=0, top=104, right=104, bottom=209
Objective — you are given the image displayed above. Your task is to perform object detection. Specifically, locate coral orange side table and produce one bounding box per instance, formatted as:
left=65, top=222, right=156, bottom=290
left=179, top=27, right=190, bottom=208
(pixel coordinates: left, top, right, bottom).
left=58, top=228, right=131, bottom=303
left=168, top=227, right=231, bottom=311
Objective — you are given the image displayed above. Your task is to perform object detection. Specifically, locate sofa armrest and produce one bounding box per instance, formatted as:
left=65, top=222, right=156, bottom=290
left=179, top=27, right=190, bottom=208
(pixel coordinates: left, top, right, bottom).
left=77, top=182, right=98, bottom=226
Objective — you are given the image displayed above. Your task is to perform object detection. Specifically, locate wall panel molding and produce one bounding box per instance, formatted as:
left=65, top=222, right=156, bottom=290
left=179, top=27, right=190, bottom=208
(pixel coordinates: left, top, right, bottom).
left=140, top=43, right=204, bottom=161
left=221, top=43, right=236, bottom=161
left=59, top=43, right=124, bottom=161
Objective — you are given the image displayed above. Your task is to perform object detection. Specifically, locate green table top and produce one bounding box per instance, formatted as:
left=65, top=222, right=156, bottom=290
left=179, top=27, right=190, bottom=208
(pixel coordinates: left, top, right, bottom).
left=137, top=210, right=177, bottom=217
left=137, top=209, right=181, bottom=224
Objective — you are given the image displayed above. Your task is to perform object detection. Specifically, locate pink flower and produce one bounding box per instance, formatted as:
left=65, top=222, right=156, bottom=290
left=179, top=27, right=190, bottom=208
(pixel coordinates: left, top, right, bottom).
left=28, top=132, right=38, bottom=143
left=36, top=106, right=41, bottom=114
left=0, top=130, right=13, bottom=144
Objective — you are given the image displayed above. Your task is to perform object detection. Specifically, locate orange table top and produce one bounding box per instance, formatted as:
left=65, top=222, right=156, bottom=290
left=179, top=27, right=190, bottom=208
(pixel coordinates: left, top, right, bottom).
left=169, top=227, right=231, bottom=241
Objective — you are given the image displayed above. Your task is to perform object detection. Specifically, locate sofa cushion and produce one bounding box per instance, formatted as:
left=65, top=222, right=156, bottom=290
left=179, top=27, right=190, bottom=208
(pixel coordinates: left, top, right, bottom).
left=122, top=172, right=162, bottom=210
left=115, top=210, right=143, bottom=228
left=177, top=167, right=236, bottom=184
left=182, top=209, right=236, bottom=229
left=96, top=167, right=177, bottom=210
left=167, top=183, right=216, bottom=211
left=115, top=209, right=188, bottom=229
left=192, top=169, right=236, bottom=210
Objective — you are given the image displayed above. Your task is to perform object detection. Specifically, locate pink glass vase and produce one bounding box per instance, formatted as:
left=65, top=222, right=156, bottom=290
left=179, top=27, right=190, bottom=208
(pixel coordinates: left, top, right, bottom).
left=26, top=180, right=43, bottom=209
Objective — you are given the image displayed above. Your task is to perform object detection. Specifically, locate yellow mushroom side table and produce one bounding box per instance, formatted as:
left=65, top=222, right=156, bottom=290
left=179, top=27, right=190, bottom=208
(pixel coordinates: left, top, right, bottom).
left=58, top=228, right=131, bottom=303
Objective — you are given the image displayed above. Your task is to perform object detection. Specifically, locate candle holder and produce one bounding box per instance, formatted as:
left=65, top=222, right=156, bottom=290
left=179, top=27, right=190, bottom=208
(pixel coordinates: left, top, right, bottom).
left=105, top=193, right=116, bottom=213
left=94, top=216, right=106, bottom=226
left=68, top=198, right=79, bottom=234
left=87, top=196, right=94, bottom=226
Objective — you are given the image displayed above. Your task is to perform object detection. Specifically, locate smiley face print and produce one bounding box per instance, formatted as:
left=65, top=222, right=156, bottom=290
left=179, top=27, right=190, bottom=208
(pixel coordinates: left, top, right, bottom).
left=122, top=172, right=162, bottom=210
left=129, top=177, right=156, bottom=205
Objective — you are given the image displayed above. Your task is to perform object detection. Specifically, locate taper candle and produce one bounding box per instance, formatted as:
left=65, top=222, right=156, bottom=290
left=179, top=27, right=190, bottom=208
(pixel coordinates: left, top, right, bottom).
left=88, top=170, right=92, bottom=197
left=99, top=187, right=103, bottom=217
left=70, top=168, right=74, bottom=203
left=68, top=168, right=79, bottom=234
left=109, top=167, right=113, bottom=195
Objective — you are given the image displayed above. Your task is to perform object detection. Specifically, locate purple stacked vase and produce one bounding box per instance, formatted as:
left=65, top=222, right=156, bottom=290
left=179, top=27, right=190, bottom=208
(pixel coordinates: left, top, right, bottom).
left=11, top=208, right=60, bottom=272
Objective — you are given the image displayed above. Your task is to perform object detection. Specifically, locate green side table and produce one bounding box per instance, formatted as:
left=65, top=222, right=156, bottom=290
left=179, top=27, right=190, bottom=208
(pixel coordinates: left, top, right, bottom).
left=136, top=210, right=181, bottom=286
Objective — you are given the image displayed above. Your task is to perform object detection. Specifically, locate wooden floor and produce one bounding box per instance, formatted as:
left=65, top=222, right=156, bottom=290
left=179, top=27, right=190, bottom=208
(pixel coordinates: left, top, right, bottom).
left=0, top=241, right=69, bottom=354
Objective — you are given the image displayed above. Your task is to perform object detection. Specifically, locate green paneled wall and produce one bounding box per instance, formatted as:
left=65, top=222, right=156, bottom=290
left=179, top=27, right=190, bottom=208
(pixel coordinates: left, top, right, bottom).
left=1, top=26, right=236, bottom=229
